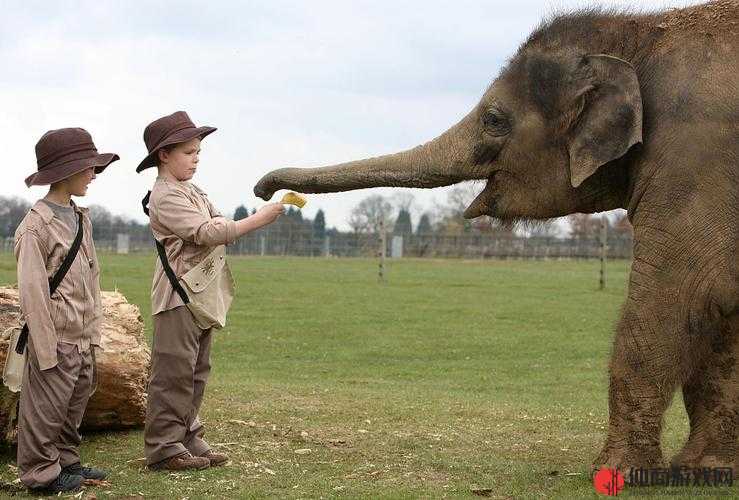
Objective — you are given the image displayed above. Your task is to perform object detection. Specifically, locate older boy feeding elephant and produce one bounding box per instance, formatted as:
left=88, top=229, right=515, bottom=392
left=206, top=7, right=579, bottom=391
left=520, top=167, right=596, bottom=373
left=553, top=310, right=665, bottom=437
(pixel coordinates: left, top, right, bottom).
left=137, top=111, right=286, bottom=471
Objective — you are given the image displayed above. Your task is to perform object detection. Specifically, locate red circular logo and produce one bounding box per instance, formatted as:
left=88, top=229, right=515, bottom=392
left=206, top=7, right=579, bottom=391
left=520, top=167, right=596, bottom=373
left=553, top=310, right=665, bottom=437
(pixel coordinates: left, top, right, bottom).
left=593, top=468, right=625, bottom=496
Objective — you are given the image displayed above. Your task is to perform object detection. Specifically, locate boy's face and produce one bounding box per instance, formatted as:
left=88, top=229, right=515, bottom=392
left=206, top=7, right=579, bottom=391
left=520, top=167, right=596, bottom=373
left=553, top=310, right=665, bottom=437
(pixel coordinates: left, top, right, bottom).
left=64, top=167, right=96, bottom=197
left=159, top=137, right=201, bottom=181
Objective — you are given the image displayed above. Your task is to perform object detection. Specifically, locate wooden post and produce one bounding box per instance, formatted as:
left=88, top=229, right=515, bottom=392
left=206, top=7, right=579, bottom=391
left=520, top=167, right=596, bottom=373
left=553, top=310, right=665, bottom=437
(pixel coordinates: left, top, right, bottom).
left=599, top=215, right=607, bottom=290
left=378, top=220, right=386, bottom=283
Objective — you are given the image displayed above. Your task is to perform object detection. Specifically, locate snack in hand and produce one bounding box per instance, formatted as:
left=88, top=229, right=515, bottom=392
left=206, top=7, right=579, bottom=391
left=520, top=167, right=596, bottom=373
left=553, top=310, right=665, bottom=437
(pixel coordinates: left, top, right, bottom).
left=280, top=192, right=307, bottom=208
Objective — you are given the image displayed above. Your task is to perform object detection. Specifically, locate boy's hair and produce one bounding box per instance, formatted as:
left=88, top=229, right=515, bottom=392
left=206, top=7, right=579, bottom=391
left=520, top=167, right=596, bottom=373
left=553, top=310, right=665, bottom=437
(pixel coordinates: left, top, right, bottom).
left=156, top=144, right=177, bottom=167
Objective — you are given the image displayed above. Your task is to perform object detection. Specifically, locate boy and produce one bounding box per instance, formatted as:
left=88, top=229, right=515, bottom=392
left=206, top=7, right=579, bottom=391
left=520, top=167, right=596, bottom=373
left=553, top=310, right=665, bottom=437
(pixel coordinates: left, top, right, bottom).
left=15, top=128, right=118, bottom=493
left=138, top=111, right=284, bottom=471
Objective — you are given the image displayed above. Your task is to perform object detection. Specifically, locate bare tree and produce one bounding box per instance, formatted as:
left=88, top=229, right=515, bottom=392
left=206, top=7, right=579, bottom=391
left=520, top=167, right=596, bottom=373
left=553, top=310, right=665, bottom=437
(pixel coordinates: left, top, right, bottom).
left=526, top=220, right=564, bottom=238
left=88, top=204, right=113, bottom=240
left=391, top=191, right=416, bottom=212
left=435, top=182, right=514, bottom=235
left=348, top=195, right=394, bottom=234
left=612, top=211, right=633, bottom=237
left=0, top=196, right=31, bottom=237
left=445, top=183, right=481, bottom=217
left=569, top=213, right=609, bottom=240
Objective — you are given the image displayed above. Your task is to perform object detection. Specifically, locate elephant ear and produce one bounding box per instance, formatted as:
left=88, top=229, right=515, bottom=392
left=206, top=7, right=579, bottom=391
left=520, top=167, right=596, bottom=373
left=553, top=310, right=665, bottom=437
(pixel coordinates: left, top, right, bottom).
left=567, top=54, right=643, bottom=188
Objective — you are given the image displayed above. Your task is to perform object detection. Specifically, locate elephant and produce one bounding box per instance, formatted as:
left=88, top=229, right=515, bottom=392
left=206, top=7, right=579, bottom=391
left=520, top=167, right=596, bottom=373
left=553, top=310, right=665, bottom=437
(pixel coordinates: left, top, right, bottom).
left=255, top=0, right=738, bottom=475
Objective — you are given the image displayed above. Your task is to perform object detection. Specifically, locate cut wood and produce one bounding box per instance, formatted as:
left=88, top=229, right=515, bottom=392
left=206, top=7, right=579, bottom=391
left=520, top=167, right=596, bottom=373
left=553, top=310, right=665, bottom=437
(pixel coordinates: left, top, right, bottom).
left=0, top=287, right=149, bottom=443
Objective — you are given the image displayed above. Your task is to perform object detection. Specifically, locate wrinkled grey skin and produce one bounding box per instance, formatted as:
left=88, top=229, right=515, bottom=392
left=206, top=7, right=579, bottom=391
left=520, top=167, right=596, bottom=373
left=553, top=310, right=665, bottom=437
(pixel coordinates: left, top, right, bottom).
left=256, top=1, right=738, bottom=474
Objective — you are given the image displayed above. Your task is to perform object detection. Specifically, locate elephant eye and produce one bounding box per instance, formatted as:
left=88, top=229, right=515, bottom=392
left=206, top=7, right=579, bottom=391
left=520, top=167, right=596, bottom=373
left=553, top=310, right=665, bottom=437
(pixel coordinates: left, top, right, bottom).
left=482, top=107, right=510, bottom=136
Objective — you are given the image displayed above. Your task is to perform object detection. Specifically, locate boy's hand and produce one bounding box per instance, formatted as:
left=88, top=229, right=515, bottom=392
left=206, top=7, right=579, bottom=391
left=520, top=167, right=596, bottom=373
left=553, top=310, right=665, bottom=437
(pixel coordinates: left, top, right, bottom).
left=256, top=203, right=285, bottom=224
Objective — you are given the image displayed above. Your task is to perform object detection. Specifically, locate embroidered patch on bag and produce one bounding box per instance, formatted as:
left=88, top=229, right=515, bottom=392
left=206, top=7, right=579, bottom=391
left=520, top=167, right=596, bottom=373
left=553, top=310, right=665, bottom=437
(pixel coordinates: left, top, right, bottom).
left=202, top=257, right=216, bottom=277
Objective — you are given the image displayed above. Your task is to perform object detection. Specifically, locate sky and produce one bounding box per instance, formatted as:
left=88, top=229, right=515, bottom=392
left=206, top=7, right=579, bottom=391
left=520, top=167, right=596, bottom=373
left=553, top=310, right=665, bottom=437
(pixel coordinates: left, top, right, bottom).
left=1, top=0, right=701, bottom=230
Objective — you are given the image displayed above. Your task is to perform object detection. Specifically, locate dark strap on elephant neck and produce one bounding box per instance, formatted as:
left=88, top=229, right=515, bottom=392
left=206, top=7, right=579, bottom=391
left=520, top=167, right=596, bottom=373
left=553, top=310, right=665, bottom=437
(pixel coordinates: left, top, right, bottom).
left=16, top=212, right=84, bottom=354
left=142, top=191, right=190, bottom=305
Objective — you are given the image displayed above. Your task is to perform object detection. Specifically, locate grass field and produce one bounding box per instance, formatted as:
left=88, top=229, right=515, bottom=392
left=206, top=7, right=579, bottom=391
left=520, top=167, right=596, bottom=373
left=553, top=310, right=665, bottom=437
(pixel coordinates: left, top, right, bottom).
left=0, top=254, right=734, bottom=498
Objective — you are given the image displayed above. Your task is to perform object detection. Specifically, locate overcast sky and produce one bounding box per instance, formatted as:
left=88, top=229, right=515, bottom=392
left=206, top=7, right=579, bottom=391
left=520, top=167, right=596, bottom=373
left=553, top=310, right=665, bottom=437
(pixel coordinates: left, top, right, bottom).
left=1, top=0, right=700, bottom=230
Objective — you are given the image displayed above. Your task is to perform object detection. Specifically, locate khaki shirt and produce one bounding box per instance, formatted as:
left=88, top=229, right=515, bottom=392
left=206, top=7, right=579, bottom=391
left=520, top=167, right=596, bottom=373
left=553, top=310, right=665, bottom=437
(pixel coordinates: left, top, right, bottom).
left=149, top=176, right=237, bottom=315
left=14, top=200, right=102, bottom=370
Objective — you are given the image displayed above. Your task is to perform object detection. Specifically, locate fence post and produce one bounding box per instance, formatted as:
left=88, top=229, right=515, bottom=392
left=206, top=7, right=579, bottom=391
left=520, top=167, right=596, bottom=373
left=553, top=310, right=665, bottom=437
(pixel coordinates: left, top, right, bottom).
left=391, top=235, right=403, bottom=258
left=599, top=215, right=607, bottom=290
left=116, top=233, right=130, bottom=254
left=260, top=234, right=266, bottom=256
left=378, top=221, right=386, bottom=283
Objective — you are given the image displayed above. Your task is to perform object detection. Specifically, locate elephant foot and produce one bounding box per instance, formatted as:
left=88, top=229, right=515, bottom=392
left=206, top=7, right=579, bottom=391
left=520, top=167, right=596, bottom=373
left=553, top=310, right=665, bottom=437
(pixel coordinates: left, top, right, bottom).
left=670, top=440, right=737, bottom=470
left=592, top=441, right=664, bottom=484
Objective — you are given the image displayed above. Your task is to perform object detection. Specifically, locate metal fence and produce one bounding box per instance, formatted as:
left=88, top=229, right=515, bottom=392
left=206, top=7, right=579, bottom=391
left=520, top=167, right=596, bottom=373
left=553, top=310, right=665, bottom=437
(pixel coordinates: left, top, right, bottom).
left=3, top=230, right=632, bottom=260
left=225, top=231, right=632, bottom=260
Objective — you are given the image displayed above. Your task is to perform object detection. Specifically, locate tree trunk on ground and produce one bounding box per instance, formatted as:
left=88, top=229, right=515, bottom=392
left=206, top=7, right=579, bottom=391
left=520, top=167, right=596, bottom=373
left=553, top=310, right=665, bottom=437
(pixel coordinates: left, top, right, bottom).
left=0, top=287, right=149, bottom=444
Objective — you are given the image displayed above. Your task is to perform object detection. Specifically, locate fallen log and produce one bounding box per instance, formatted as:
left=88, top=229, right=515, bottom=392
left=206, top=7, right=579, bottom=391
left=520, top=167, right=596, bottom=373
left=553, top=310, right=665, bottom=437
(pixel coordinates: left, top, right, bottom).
left=0, top=287, right=149, bottom=443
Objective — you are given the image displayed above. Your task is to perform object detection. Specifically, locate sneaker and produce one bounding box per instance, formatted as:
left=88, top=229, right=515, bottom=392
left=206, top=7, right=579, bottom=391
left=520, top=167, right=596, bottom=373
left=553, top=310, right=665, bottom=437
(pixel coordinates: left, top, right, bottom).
left=62, top=462, right=108, bottom=480
left=31, top=472, right=83, bottom=494
left=148, top=452, right=210, bottom=471
left=200, top=450, right=228, bottom=466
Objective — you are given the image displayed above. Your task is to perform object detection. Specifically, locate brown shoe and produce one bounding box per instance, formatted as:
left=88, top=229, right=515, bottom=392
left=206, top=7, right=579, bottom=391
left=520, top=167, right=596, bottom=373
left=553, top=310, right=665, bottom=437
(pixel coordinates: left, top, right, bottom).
left=200, top=450, right=228, bottom=467
left=149, top=452, right=210, bottom=471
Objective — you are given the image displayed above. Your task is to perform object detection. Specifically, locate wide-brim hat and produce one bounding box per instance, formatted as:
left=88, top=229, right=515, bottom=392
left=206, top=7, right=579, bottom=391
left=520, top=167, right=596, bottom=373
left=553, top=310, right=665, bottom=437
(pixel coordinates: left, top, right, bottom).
left=25, top=128, right=119, bottom=187
left=136, top=111, right=216, bottom=173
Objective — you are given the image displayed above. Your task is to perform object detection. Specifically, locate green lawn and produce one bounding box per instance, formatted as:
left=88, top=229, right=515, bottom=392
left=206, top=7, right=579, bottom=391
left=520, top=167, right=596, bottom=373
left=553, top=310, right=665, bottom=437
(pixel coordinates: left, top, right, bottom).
left=0, top=254, right=733, bottom=498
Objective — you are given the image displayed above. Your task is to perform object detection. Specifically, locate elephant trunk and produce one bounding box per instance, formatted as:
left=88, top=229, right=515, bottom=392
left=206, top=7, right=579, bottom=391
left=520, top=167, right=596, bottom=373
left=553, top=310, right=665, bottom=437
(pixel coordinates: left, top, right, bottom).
left=254, top=109, right=486, bottom=200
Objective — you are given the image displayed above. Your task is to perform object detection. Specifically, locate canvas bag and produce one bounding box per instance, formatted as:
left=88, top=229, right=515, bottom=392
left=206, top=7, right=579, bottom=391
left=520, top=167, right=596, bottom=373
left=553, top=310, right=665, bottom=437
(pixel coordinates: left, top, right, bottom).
left=143, top=191, right=234, bottom=330
left=3, top=211, right=84, bottom=392
left=178, top=244, right=235, bottom=330
left=2, top=326, right=25, bottom=393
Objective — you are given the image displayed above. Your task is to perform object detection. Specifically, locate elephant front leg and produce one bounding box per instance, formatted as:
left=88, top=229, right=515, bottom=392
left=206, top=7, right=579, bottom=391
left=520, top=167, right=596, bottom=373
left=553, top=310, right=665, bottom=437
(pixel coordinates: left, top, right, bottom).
left=672, top=314, right=738, bottom=470
left=593, top=304, right=680, bottom=476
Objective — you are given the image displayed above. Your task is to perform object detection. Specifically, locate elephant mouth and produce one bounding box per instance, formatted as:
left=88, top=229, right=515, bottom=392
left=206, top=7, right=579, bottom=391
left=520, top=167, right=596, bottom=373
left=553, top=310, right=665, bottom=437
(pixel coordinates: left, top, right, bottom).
left=463, top=173, right=499, bottom=219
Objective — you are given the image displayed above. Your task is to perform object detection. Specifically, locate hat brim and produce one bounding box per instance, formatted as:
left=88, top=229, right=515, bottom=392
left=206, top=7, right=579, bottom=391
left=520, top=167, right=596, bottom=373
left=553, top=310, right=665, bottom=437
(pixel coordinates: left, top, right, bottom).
left=136, top=126, right=217, bottom=173
left=25, top=153, right=120, bottom=187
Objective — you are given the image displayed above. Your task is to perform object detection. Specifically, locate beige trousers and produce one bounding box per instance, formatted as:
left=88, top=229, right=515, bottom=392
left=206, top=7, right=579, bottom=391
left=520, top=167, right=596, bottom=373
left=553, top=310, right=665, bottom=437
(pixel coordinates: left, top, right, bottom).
left=17, top=341, right=95, bottom=488
left=144, top=306, right=212, bottom=465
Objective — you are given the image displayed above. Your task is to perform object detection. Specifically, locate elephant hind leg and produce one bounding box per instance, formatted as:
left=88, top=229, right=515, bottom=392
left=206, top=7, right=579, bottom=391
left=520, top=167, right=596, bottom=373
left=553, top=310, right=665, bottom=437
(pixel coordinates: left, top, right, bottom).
left=672, top=314, right=739, bottom=470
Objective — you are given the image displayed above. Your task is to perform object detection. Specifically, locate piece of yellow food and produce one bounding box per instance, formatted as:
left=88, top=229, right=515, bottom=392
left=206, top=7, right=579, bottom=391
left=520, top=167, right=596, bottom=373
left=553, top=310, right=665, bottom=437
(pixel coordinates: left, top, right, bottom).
left=280, top=192, right=307, bottom=208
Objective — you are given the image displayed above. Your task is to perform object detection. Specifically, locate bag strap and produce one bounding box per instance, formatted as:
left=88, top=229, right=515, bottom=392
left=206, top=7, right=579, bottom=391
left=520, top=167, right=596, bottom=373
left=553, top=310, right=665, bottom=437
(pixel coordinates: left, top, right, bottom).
left=142, top=191, right=190, bottom=305
left=16, top=211, right=84, bottom=354
left=49, top=212, right=84, bottom=295
left=141, top=190, right=151, bottom=216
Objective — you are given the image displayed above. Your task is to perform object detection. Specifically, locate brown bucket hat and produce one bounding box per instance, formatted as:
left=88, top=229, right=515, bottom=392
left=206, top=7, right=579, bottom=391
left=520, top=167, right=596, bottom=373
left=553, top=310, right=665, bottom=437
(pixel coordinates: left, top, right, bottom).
left=136, top=111, right=217, bottom=173
left=25, top=128, right=119, bottom=187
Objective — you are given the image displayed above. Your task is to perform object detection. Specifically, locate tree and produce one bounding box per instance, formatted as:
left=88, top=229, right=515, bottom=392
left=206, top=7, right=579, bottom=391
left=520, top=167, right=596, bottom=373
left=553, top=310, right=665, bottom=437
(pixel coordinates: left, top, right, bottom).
left=416, top=213, right=433, bottom=235
left=0, top=196, right=31, bottom=237
left=393, top=209, right=413, bottom=236
left=348, top=195, right=393, bottom=234
left=233, top=205, right=249, bottom=221
left=434, top=183, right=513, bottom=235
left=569, top=213, right=608, bottom=239
left=391, top=191, right=415, bottom=212
left=88, top=204, right=113, bottom=240
left=527, top=220, right=563, bottom=238
left=313, top=209, right=326, bottom=239
left=612, top=212, right=633, bottom=237
left=434, top=185, right=474, bottom=235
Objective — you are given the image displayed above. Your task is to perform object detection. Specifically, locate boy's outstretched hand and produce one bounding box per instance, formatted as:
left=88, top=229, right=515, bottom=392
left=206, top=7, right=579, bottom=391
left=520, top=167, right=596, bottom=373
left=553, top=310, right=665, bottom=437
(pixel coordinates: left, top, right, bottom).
left=232, top=202, right=285, bottom=238
left=256, top=202, right=286, bottom=224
